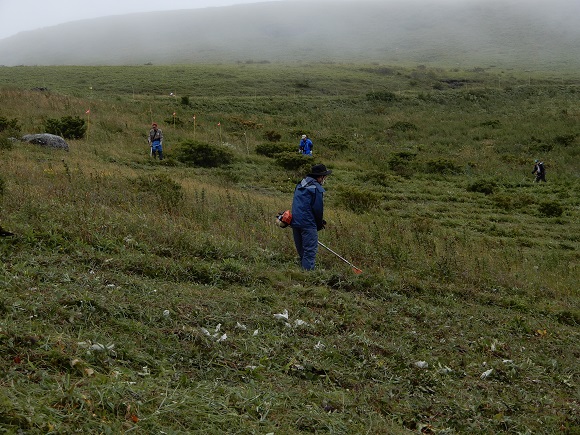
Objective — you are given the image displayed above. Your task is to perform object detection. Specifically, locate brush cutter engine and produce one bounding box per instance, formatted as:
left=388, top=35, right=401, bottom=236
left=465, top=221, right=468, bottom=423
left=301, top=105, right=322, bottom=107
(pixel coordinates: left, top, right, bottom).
left=275, top=210, right=292, bottom=228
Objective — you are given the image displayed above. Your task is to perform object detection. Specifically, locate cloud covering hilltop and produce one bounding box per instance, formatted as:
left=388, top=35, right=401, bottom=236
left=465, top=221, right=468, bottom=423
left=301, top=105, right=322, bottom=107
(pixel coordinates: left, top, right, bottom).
left=0, top=0, right=578, bottom=69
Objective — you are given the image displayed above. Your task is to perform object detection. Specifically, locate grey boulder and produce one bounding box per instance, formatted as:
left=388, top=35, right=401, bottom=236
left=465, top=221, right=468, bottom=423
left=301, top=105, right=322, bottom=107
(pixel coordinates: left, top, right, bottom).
left=21, top=134, right=69, bottom=151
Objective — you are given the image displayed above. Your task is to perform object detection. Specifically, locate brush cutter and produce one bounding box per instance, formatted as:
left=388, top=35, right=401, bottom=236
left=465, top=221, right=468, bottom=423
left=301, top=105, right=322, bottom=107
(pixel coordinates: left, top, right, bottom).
left=318, top=241, right=362, bottom=274
left=0, top=227, right=15, bottom=237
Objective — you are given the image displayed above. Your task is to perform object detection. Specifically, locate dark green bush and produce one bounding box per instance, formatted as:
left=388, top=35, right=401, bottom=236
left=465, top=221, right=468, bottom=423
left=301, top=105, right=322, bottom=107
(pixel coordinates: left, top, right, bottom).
left=422, top=158, right=462, bottom=175
left=44, top=116, right=86, bottom=139
left=532, top=143, right=554, bottom=153
left=492, top=193, right=535, bottom=211
left=0, top=135, right=13, bottom=150
left=553, top=134, right=576, bottom=147
left=388, top=152, right=416, bottom=176
left=0, top=117, right=19, bottom=149
left=294, top=79, right=310, bottom=89
left=390, top=121, right=417, bottom=132
left=319, top=134, right=349, bottom=151
left=0, top=116, right=20, bottom=133
left=264, top=130, right=282, bottom=142
left=181, top=96, right=190, bottom=106
left=467, top=179, right=497, bottom=195
left=361, top=170, right=399, bottom=187
left=256, top=142, right=296, bottom=158
left=394, top=151, right=416, bottom=161
left=0, top=175, right=5, bottom=196
left=538, top=201, right=564, bottom=217
left=336, top=186, right=382, bottom=214
left=274, top=152, right=311, bottom=171
left=366, top=91, right=397, bottom=102
left=176, top=140, right=234, bottom=168
left=481, top=120, right=501, bottom=128
left=461, top=89, right=489, bottom=101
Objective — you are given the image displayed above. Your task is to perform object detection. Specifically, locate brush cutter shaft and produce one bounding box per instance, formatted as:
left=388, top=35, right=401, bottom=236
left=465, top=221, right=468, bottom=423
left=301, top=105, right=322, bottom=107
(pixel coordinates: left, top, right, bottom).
left=318, top=241, right=362, bottom=272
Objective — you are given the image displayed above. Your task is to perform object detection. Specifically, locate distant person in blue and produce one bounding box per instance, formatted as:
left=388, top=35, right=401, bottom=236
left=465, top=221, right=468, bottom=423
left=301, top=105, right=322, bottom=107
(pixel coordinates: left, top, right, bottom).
left=148, top=122, right=164, bottom=160
left=291, top=163, right=332, bottom=270
left=299, top=134, right=313, bottom=156
left=532, top=159, right=546, bottom=182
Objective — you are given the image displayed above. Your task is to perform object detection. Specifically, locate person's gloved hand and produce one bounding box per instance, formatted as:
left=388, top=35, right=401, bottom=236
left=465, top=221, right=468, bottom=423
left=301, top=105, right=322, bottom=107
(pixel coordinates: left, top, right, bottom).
left=321, top=219, right=327, bottom=230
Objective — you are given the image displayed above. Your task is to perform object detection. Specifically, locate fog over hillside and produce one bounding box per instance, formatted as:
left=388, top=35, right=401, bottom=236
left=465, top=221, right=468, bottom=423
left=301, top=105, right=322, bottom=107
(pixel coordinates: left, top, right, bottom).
left=0, top=0, right=578, bottom=69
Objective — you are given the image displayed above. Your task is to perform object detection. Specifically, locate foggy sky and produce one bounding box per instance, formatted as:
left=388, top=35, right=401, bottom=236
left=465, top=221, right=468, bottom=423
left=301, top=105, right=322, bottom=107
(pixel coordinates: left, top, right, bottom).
left=0, top=0, right=284, bottom=40
left=0, top=0, right=491, bottom=41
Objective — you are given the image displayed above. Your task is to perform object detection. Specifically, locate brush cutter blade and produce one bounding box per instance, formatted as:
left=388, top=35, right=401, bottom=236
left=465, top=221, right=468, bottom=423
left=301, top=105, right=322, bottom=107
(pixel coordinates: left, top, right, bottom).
left=353, top=267, right=363, bottom=275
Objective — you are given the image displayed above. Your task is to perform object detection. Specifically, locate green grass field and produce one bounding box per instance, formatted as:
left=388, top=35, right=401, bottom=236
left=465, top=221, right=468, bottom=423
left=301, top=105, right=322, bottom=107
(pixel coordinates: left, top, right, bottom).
left=0, top=63, right=578, bottom=434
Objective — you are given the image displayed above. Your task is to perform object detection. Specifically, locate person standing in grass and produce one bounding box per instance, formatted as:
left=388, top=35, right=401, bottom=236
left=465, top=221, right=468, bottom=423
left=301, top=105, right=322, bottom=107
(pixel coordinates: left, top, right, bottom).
left=299, top=134, right=313, bottom=156
left=532, top=159, right=546, bottom=182
left=148, top=122, right=164, bottom=160
left=291, top=163, right=332, bottom=270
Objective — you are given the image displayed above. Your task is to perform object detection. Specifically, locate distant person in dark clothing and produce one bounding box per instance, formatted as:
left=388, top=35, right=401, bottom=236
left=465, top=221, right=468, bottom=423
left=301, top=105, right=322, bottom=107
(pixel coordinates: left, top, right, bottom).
left=291, top=163, right=332, bottom=270
left=148, top=123, right=164, bottom=160
left=532, top=159, right=546, bottom=182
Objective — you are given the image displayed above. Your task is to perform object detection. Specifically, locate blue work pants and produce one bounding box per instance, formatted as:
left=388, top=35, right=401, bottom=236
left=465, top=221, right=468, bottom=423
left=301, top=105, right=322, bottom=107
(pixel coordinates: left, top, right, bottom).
left=151, top=141, right=163, bottom=159
left=292, top=226, right=318, bottom=270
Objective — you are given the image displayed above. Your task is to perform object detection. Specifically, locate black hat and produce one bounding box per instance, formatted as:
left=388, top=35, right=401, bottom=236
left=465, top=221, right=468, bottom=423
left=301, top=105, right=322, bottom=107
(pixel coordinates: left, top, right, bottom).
left=308, top=163, right=332, bottom=177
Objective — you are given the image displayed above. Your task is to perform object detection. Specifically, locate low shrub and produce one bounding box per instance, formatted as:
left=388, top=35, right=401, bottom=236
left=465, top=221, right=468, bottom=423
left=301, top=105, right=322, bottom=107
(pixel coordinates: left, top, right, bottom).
left=467, top=179, right=497, bottom=195
left=44, top=116, right=86, bottom=139
left=553, top=134, right=576, bottom=147
left=531, top=142, right=554, bottom=153
left=256, top=142, right=296, bottom=158
left=336, top=186, right=382, bottom=213
left=388, top=152, right=416, bottom=176
left=0, top=116, right=20, bottom=133
left=319, top=134, right=349, bottom=151
left=361, top=170, right=399, bottom=187
left=274, top=152, right=311, bottom=171
left=538, top=201, right=564, bottom=217
left=390, top=121, right=417, bottom=132
left=481, top=120, right=501, bottom=128
left=176, top=140, right=234, bottom=167
left=264, top=130, right=282, bottom=142
left=492, top=193, right=535, bottom=210
left=422, top=158, right=462, bottom=175
left=0, top=135, right=13, bottom=150
left=366, top=91, right=398, bottom=102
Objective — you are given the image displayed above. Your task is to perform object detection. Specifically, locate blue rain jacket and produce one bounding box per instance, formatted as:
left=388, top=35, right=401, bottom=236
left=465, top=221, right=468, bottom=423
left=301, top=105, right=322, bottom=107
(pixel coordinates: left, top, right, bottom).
left=291, top=177, right=325, bottom=230
left=300, top=138, right=313, bottom=155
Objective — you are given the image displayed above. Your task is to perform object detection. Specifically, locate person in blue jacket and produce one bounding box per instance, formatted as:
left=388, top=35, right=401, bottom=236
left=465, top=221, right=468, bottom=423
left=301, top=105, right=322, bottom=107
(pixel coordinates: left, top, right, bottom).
left=291, top=163, right=332, bottom=270
left=299, top=134, right=313, bottom=156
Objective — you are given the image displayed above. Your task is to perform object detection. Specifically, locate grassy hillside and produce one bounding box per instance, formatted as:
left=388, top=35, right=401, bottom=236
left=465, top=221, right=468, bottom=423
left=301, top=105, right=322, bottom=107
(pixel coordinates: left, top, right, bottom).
left=0, top=63, right=579, bottom=433
left=0, top=0, right=579, bottom=69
